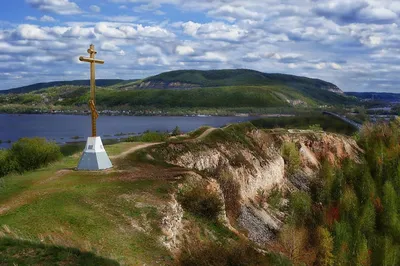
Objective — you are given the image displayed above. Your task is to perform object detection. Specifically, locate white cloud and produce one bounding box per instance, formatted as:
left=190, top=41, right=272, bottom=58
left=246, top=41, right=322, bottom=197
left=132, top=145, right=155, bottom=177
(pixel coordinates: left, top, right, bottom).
left=90, top=5, right=101, bottom=13
left=105, top=16, right=137, bottom=22
left=138, top=56, right=159, bottom=65
left=25, top=16, right=37, bottom=21
left=93, top=23, right=175, bottom=40
left=94, top=23, right=126, bottom=38
left=175, top=45, right=194, bottom=55
left=101, top=42, right=120, bottom=51
left=133, top=3, right=161, bottom=12
left=40, top=15, right=56, bottom=22
left=14, top=24, right=53, bottom=40
left=182, top=21, right=201, bottom=36
left=63, top=26, right=95, bottom=38
left=26, top=0, right=82, bottom=15
left=194, top=52, right=227, bottom=62
left=208, top=5, right=264, bottom=21
left=330, top=63, right=342, bottom=70
left=0, top=42, right=35, bottom=53
left=316, top=63, right=326, bottom=69
left=182, top=21, right=247, bottom=42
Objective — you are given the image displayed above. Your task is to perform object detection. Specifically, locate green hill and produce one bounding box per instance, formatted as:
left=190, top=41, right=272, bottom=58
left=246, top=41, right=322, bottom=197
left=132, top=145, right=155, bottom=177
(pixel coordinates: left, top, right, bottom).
left=143, top=69, right=342, bottom=92
left=0, top=69, right=357, bottom=114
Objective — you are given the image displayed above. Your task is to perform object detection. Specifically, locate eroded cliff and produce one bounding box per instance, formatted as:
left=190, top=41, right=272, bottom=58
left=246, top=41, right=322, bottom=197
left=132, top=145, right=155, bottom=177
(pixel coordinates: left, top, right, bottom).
left=148, top=124, right=362, bottom=249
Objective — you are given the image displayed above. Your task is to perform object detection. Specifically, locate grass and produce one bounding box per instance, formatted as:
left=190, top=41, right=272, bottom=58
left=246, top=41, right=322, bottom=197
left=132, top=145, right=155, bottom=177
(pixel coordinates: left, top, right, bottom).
left=60, top=140, right=133, bottom=157
left=0, top=144, right=179, bottom=265
left=0, top=237, right=120, bottom=265
left=188, top=126, right=211, bottom=138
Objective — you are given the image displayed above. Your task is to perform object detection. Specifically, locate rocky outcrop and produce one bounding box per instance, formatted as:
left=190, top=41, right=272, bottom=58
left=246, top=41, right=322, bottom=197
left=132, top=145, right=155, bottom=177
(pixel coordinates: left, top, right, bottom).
left=153, top=129, right=361, bottom=246
left=160, top=195, right=184, bottom=253
left=136, top=81, right=199, bottom=90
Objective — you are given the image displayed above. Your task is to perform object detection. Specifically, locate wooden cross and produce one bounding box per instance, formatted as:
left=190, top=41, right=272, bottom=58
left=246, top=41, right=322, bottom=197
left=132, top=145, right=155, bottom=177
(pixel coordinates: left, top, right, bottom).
left=79, top=44, right=104, bottom=137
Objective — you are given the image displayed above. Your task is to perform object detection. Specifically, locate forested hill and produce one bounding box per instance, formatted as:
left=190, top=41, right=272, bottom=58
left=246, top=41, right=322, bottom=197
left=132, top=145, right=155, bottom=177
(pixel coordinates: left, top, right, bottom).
left=140, top=69, right=344, bottom=93
left=0, top=69, right=357, bottom=111
left=0, top=79, right=136, bottom=94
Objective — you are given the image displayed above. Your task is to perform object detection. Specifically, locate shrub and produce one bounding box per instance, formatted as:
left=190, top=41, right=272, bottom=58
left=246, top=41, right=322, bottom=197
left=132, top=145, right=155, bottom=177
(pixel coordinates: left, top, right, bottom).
left=10, top=138, right=62, bottom=173
left=309, top=124, right=323, bottom=131
left=172, top=126, right=182, bottom=136
left=0, top=150, right=17, bottom=177
left=282, top=142, right=301, bottom=175
left=178, top=185, right=223, bottom=220
left=288, top=191, right=312, bottom=226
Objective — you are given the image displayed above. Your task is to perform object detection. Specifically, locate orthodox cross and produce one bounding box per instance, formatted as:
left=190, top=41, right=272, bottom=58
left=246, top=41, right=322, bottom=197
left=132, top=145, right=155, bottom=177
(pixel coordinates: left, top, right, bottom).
left=79, top=44, right=104, bottom=137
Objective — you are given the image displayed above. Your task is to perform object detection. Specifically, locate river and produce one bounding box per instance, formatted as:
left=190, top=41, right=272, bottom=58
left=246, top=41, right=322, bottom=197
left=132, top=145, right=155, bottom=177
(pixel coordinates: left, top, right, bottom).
left=0, top=114, right=255, bottom=148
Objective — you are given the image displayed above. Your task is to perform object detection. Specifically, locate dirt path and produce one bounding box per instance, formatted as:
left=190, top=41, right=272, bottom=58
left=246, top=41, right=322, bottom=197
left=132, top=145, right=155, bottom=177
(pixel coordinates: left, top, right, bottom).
left=0, top=129, right=220, bottom=216
left=112, top=128, right=217, bottom=159
left=110, top=142, right=163, bottom=159
left=196, top=127, right=217, bottom=140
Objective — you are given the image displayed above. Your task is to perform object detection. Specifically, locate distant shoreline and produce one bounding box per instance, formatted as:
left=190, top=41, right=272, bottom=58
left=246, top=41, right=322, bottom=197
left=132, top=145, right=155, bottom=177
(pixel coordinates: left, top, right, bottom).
left=0, top=111, right=295, bottom=118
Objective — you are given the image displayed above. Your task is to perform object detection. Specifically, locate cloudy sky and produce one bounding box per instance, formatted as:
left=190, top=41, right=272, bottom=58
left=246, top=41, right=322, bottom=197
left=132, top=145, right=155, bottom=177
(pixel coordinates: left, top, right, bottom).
left=0, top=0, right=399, bottom=92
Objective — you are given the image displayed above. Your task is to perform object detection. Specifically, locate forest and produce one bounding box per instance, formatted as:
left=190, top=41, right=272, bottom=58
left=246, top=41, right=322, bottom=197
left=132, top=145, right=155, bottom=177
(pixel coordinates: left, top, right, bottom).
left=279, top=119, right=400, bottom=265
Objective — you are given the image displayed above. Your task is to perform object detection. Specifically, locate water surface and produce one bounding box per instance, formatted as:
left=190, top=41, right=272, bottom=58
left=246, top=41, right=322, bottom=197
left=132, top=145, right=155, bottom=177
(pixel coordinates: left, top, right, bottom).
left=0, top=114, right=254, bottom=148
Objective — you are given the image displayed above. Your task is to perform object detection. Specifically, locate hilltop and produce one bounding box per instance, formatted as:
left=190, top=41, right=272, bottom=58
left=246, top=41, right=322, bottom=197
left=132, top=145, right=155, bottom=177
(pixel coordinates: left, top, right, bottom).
left=140, top=69, right=343, bottom=93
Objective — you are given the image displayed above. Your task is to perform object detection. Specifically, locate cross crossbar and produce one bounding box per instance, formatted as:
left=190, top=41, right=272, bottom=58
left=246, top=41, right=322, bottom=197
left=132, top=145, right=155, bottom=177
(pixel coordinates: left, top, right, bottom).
left=79, top=57, right=105, bottom=64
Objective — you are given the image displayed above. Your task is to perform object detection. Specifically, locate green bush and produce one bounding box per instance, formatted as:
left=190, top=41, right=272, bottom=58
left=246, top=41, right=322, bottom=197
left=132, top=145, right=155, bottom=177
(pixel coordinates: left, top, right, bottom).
left=309, top=124, right=323, bottom=131
left=178, top=185, right=223, bottom=220
left=172, top=126, right=182, bottom=136
left=10, top=138, right=62, bottom=173
left=0, top=150, right=17, bottom=177
left=282, top=143, right=301, bottom=175
left=288, top=191, right=312, bottom=226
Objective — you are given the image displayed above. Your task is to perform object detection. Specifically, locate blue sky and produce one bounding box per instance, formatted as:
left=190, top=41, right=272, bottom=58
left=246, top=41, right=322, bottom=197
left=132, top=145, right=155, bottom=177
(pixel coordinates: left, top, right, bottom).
left=0, top=0, right=399, bottom=92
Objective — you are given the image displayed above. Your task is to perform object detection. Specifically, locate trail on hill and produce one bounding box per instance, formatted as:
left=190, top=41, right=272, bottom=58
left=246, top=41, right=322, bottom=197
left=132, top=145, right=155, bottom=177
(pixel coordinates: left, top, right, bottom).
left=110, top=142, right=163, bottom=159
left=0, top=129, right=219, bottom=216
left=196, top=127, right=217, bottom=139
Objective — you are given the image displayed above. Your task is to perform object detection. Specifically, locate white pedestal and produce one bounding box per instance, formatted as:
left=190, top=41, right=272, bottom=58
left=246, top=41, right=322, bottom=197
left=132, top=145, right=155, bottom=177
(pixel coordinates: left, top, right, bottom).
left=77, top=137, right=113, bottom=171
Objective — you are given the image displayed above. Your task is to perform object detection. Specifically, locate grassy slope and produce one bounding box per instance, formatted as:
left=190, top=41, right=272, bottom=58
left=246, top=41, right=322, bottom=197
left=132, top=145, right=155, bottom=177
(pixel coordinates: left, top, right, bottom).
left=0, top=141, right=242, bottom=265
left=0, top=142, right=175, bottom=265
left=0, top=238, right=119, bottom=265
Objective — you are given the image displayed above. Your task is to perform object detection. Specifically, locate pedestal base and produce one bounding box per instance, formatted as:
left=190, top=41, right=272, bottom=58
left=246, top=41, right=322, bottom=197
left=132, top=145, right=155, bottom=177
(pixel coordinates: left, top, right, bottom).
left=77, top=137, right=113, bottom=171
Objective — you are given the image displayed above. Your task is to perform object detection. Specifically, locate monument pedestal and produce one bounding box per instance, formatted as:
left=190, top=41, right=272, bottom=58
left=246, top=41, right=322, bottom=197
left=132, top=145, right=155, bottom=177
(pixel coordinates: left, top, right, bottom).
left=77, top=137, right=112, bottom=171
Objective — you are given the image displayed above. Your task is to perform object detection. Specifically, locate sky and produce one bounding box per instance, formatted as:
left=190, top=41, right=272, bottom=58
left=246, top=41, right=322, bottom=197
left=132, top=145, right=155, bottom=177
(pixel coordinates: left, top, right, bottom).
left=0, top=0, right=399, bottom=92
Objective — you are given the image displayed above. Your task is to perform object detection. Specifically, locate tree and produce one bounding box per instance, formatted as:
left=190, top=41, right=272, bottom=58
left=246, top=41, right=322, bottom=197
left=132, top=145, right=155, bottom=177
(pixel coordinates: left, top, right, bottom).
left=288, top=191, right=312, bottom=226
left=339, top=187, right=358, bottom=221
left=279, top=225, right=310, bottom=265
left=382, top=182, right=400, bottom=237
left=282, top=142, right=301, bottom=175
left=314, top=227, right=334, bottom=266
left=172, top=126, right=182, bottom=136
